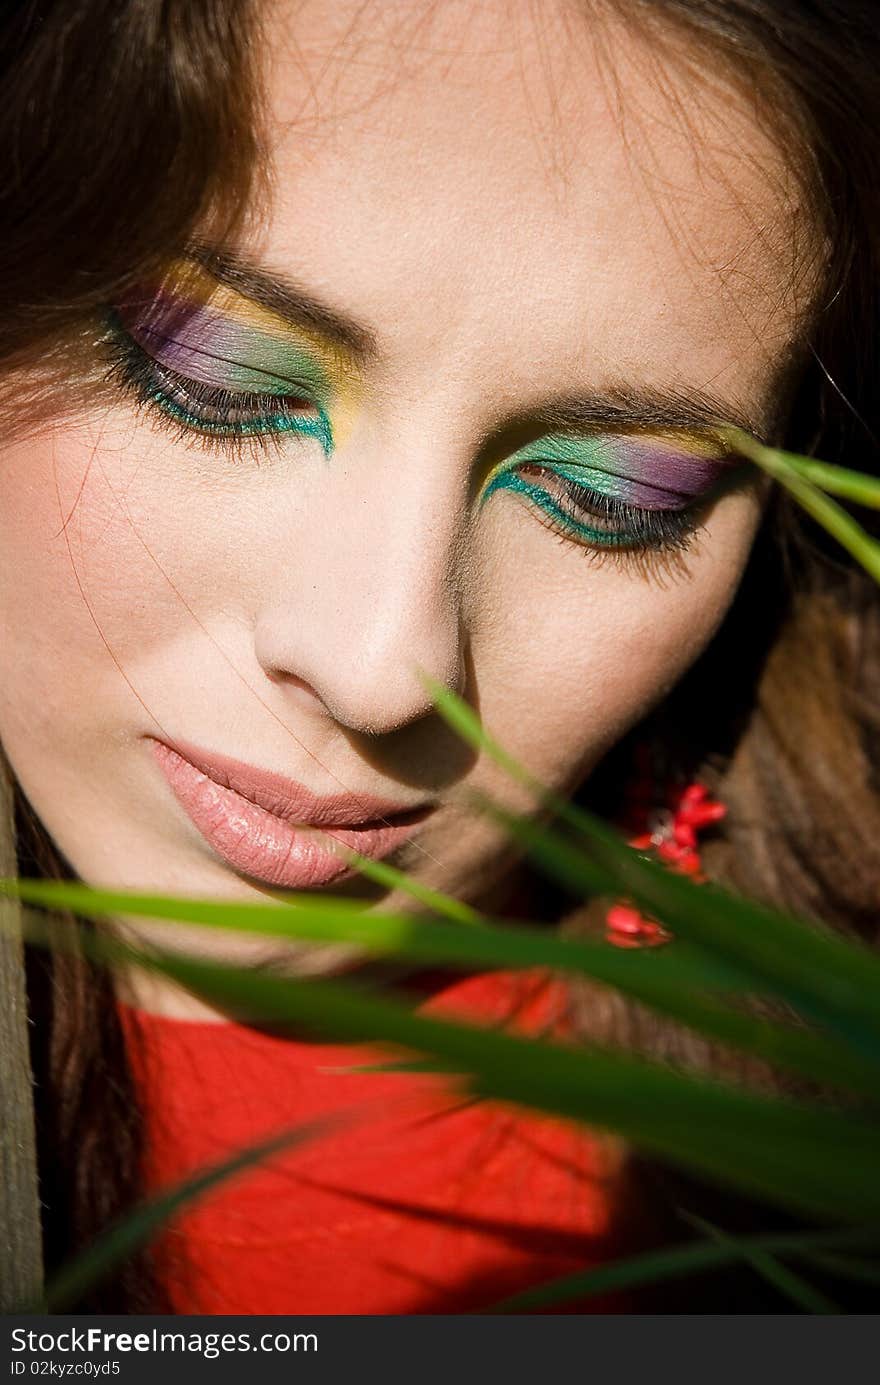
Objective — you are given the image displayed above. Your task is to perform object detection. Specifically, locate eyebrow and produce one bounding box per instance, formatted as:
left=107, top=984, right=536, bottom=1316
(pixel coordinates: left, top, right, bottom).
left=525, top=386, right=769, bottom=444
left=186, top=242, right=772, bottom=442
left=187, top=242, right=379, bottom=361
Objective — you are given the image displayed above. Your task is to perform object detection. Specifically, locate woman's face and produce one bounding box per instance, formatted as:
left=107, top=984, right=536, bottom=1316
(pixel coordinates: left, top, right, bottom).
left=0, top=1, right=815, bottom=1009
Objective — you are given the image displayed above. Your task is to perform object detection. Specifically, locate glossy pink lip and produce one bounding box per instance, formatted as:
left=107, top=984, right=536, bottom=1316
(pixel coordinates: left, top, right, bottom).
left=150, top=737, right=432, bottom=889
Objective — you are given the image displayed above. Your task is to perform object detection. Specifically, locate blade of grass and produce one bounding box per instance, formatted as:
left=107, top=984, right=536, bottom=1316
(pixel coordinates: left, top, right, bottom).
left=767, top=469, right=880, bottom=584
left=329, top=851, right=485, bottom=925
left=2, top=878, right=428, bottom=942
left=719, top=427, right=880, bottom=510
left=421, top=681, right=880, bottom=1047
left=678, top=1212, right=841, bottom=1313
left=719, top=428, right=880, bottom=582
left=404, top=680, right=880, bottom=1054
left=329, top=1058, right=455, bottom=1075
left=19, top=1117, right=336, bottom=1314
left=421, top=675, right=880, bottom=1004
left=794, top=1249, right=880, bottom=1288
left=485, top=1222, right=880, bottom=1313
left=8, top=877, right=880, bottom=1098
left=22, top=914, right=880, bottom=1226
left=0, top=877, right=754, bottom=992
left=474, top=793, right=880, bottom=1062
left=119, top=961, right=880, bottom=1223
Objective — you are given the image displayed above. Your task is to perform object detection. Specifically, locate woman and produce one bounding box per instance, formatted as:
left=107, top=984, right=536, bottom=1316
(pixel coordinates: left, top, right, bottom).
left=1, top=0, right=877, bottom=1313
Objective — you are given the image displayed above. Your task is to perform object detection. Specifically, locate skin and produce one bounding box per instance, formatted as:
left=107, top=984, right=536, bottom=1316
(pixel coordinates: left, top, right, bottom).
left=0, top=0, right=818, bottom=1018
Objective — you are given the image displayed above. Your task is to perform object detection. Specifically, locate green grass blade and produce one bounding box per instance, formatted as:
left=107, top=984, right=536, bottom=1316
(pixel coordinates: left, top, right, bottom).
left=331, top=1058, right=456, bottom=1075
left=8, top=877, right=880, bottom=1097
left=330, top=851, right=485, bottom=924
left=486, top=1223, right=880, bottom=1313
left=19, top=1118, right=335, bottom=1314
left=679, top=1212, right=841, bottom=1313
left=719, top=429, right=880, bottom=582
left=771, top=471, right=880, bottom=584
left=719, top=427, right=880, bottom=510
left=2, top=877, right=434, bottom=946
left=473, top=796, right=880, bottom=1061
left=414, top=678, right=880, bottom=1042
left=794, top=1249, right=880, bottom=1289
left=23, top=915, right=880, bottom=1226
left=368, top=675, right=880, bottom=1056
left=0, top=876, right=763, bottom=1005
left=0, top=877, right=748, bottom=991
left=125, top=963, right=880, bottom=1222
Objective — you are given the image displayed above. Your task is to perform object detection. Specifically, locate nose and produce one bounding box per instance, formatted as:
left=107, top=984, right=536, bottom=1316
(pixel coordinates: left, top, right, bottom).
left=252, top=437, right=470, bottom=737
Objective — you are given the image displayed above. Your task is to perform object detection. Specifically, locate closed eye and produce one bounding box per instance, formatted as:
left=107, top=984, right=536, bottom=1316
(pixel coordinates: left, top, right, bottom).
left=102, top=313, right=334, bottom=457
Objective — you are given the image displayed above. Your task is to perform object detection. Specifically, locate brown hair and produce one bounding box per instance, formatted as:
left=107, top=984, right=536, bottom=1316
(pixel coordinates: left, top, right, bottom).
left=2, top=0, right=878, bottom=1313
left=1, top=0, right=265, bottom=1311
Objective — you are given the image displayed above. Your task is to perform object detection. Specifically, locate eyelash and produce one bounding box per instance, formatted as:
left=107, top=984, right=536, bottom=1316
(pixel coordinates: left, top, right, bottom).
left=492, top=465, right=703, bottom=560
left=104, top=318, right=706, bottom=560
left=101, top=316, right=329, bottom=458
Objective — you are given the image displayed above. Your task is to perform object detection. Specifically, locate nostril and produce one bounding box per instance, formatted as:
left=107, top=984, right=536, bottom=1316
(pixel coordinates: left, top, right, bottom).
left=263, top=667, right=326, bottom=706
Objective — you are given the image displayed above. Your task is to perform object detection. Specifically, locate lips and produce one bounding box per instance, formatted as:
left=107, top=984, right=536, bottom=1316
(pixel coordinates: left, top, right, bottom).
left=150, top=737, right=432, bottom=890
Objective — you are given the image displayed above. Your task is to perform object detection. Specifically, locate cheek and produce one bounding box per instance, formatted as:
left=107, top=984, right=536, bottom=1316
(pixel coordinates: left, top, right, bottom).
left=473, top=486, right=763, bottom=787
left=0, top=428, right=219, bottom=759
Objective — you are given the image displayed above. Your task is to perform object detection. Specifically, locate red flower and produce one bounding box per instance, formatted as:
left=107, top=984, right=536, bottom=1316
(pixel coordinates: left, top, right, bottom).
left=604, top=779, right=725, bottom=949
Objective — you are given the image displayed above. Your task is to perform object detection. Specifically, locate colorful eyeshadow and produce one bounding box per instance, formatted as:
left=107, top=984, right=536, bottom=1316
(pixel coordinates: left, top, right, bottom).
left=480, top=431, right=733, bottom=512
left=112, top=262, right=740, bottom=556
left=116, top=263, right=364, bottom=455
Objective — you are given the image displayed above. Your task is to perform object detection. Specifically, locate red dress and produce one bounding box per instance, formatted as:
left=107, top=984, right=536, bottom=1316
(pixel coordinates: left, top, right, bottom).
left=117, top=968, right=634, bottom=1314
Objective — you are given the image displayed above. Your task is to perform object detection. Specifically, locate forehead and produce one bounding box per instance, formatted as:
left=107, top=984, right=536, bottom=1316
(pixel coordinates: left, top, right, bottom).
left=255, top=0, right=815, bottom=425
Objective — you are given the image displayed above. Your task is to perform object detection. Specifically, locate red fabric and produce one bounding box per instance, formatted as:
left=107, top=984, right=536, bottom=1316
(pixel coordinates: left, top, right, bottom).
left=117, top=968, right=634, bottom=1315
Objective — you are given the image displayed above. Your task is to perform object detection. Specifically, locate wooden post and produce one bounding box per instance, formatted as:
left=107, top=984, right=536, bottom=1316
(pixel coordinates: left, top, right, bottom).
left=0, top=765, right=43, bottom=1311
